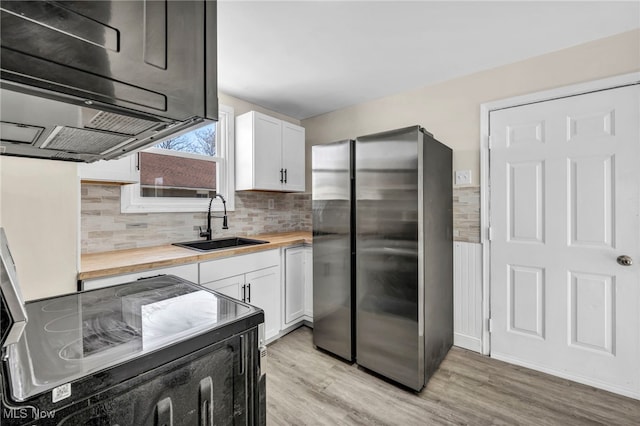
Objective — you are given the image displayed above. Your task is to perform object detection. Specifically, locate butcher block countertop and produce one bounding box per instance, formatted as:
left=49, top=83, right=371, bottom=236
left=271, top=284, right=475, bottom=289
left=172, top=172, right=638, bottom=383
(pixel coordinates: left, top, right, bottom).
left=79, top=231, right=312, bottom=281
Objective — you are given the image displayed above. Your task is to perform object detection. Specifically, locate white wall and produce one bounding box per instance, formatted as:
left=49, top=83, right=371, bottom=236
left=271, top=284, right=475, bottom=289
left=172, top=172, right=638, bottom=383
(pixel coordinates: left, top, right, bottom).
left=0, top=157, right=79, bottom=300
left=219, top=92, right=301, bottom=125
left=302, top=29, right=640, bottom=191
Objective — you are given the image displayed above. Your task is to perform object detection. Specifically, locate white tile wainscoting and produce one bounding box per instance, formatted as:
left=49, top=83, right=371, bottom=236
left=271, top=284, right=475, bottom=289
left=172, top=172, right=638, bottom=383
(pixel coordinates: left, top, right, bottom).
left=453, top=241, right=483, bottom=352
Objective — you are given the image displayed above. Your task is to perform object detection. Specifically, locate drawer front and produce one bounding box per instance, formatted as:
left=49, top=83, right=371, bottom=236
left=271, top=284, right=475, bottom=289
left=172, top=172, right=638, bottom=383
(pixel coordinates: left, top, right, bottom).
left=199, top=249, right=279, bottom=284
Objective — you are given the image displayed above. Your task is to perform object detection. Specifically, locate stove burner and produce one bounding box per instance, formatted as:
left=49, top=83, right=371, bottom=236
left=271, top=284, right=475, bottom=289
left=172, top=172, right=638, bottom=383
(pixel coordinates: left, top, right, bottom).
left=44, top=309, right=113, bottom=332
left=41, top=296, right=97, bottom=312
left=82, top=316, right=141, bottom=356
left=58, top=316, right=141, bottom=360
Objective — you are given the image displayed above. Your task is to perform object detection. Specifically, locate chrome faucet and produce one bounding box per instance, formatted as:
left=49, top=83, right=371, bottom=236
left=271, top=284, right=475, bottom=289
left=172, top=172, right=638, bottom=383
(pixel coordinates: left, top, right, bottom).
left=199, top=194, right=228, bottom=239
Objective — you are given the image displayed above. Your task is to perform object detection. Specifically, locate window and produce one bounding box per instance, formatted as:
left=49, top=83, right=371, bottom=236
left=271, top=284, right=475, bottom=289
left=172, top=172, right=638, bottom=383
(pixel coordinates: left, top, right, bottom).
left=121, top=105, right=234, bottom=212
left=139, top=125, right=217, bottom=199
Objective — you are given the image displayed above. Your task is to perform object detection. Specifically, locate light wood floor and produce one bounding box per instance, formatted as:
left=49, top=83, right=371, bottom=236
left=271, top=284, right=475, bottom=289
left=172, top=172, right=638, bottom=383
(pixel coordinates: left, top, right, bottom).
left=265, top=326, right=640, bottom=426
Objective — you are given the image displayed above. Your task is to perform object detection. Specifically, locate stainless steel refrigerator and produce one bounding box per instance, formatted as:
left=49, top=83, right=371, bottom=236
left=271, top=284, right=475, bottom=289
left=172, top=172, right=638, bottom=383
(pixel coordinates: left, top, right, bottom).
left=312, top=126, right=453, bottom=391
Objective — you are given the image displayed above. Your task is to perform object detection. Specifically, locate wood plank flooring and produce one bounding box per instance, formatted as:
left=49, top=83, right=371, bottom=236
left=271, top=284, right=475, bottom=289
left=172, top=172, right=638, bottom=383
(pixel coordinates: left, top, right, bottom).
left=265, top=326, right=640, bottom=426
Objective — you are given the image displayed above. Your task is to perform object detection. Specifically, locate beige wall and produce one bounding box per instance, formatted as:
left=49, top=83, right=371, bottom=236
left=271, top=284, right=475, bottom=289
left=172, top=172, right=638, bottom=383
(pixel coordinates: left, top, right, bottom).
left=302, top=29, right=640, bottom=191
left=0, top=157, right=79, bottom=300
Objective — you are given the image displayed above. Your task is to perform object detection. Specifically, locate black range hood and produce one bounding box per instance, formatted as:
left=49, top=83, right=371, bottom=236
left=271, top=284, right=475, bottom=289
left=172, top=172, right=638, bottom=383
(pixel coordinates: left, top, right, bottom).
left=0, top=0, right=217, bottom=163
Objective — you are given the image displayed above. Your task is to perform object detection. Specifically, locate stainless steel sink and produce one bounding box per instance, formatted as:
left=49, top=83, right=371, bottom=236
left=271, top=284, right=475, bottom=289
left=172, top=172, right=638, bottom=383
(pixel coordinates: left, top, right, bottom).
left=173, top=237, right=269, bottom=252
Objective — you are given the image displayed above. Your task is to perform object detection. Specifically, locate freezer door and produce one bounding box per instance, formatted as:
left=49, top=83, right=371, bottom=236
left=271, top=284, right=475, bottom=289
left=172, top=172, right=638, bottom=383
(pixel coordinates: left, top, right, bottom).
left=312, top=141, right=354, bottom=361
left=355, top=126, right=424, bottom=390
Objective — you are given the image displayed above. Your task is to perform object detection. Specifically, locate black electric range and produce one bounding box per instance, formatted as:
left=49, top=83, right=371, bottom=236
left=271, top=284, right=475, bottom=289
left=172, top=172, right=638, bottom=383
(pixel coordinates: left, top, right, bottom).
left=0, top=229, right=266, bottom=425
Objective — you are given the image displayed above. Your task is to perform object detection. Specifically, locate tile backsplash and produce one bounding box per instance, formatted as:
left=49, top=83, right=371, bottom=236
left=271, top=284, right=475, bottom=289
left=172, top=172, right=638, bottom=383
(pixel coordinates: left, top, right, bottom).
left=82, top=184, right=479, bottom=253
left=81, top=184, right=311, bottom=253
left=453, top=186, right=480, bottom=243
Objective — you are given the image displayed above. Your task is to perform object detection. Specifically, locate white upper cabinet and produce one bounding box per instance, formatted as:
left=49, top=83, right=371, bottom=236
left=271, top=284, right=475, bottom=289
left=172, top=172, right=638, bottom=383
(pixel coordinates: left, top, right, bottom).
left=281, top=122, right=306, bottom=192
left=79, top=154, right=139, bottom=184
left=235, top=111, right=305, bottom=192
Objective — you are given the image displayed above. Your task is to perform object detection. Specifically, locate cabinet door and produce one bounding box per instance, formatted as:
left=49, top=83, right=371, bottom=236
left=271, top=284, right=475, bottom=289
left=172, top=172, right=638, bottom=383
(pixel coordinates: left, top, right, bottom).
left=284, top=247, right=306, bottom=325
left=246, top=266, right=281, bottom=341
left=79, top=154, right=139, bottom=183
left=282, top=122, right=306, bottom=192
left=252, top=112, right=283, bottom=190
left=304, top=247, right=313, bottom=318
left=202, top=274, right=244, bottom=301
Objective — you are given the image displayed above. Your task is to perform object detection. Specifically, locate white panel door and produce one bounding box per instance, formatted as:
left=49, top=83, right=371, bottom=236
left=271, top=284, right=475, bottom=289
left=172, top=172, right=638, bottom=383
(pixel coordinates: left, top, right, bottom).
left=252, top=112, right=282, bottom=190
left=490, top=85, right=640, bottom=398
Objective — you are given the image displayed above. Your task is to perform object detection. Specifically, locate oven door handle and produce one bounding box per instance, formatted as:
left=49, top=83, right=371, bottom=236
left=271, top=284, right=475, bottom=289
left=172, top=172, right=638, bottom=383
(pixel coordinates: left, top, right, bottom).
left=155, top=397, right=173, bottom=425
left=199, top=377, right=213, bottom=425
left=238, top=335, right=246, bottom=375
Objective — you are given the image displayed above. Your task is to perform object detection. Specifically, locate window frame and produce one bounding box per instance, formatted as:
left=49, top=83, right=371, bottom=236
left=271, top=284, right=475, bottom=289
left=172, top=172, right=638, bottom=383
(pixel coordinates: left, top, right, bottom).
left=121, top=104, right=235, bottom=213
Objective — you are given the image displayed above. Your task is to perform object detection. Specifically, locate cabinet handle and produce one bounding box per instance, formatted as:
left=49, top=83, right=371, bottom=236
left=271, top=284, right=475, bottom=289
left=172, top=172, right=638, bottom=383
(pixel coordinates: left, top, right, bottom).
left=284, top=168, right=287, bottom=183
left=247, top=283, right=251, bottom=303
left=241, top=284, right=246, bottom=302
left=280, top=168, right=284, bottom=183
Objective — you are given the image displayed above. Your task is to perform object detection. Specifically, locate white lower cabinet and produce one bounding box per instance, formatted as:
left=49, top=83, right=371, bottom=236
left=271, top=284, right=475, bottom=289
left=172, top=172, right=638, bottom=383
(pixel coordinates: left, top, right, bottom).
left=284, top=247, right=305, bottom=325
left=283, top=246, right=313, bottom=328
left=245, top=267, right=280, bottom=340
left=205, top=274, right=244, bottom=300
left=82, top=263, right=199, bottom=290
left=200, top=250, right=281, bottom=342
left=304, top=246, right=313, bottom=318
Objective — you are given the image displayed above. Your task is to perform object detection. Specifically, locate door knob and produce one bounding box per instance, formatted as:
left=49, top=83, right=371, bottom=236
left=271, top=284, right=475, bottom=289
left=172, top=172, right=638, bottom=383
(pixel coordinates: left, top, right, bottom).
left=617, top=255, right=633, bottom=266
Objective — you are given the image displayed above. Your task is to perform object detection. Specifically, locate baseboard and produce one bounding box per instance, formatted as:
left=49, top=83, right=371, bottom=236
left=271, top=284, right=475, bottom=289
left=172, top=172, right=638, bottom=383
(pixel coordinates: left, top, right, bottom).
left=267, top=321, right=311, bottom=345
left=491, top=352, right=640, bottom=400
left=454, top=333, right=482, bottom=353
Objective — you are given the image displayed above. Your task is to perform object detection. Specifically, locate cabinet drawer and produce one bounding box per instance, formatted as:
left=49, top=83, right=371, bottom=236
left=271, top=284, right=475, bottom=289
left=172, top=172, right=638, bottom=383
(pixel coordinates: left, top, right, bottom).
left=199, top=249, right=279, bottom=284
left=82, top=263, right=199, bottom=290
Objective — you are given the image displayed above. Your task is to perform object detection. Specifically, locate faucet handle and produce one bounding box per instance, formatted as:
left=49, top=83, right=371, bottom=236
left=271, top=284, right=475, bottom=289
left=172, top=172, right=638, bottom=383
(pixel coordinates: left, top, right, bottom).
left=199, top=226, right=210, bottom=239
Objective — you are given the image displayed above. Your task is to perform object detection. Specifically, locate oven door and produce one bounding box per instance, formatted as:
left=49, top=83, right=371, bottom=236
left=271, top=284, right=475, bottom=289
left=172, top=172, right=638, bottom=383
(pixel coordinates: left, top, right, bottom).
left=47, top=328, right=260, bottom=425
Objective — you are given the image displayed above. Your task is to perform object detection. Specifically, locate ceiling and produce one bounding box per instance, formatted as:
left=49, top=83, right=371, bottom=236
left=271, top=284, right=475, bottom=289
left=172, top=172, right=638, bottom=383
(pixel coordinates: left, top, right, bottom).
left=217, top=1, right=640, bottom=120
